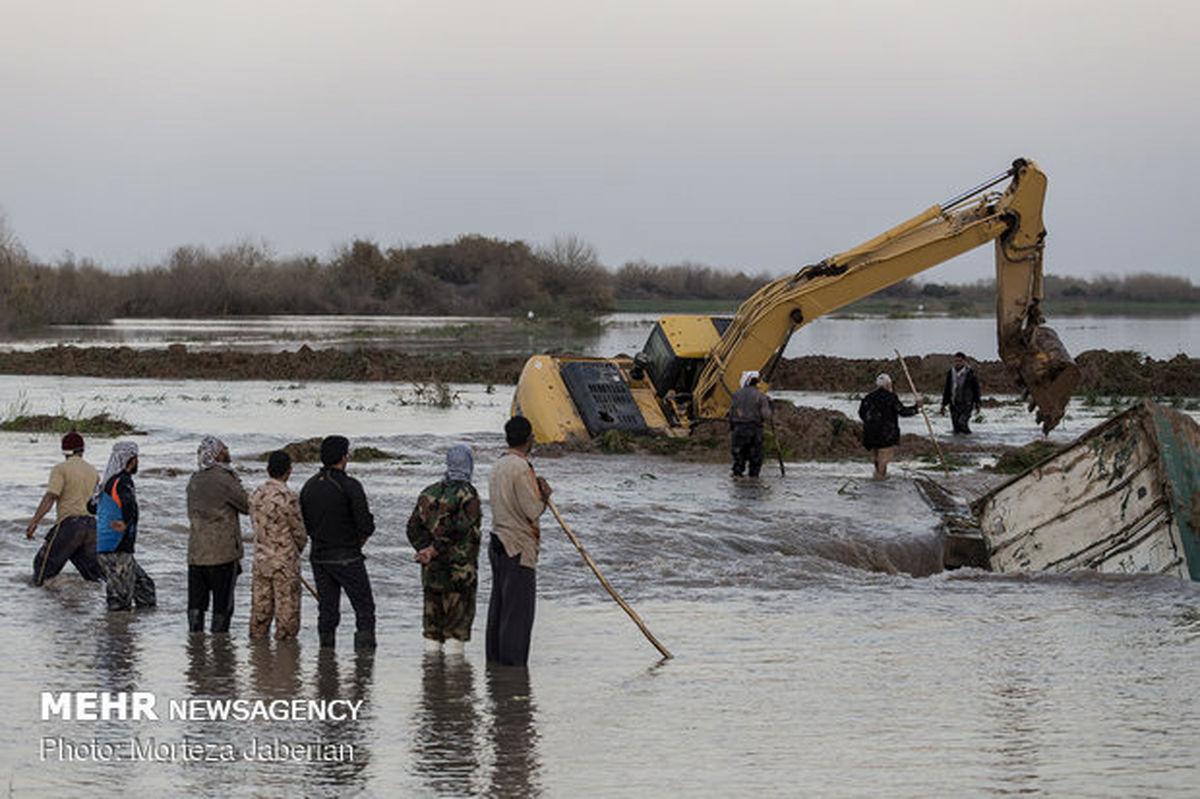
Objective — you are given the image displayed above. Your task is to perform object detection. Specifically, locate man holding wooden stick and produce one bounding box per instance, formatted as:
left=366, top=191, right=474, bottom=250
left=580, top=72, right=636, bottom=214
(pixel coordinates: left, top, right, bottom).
left=485, top=415, right=551, bottom=667
left=858, top=373, right=922, bottom=479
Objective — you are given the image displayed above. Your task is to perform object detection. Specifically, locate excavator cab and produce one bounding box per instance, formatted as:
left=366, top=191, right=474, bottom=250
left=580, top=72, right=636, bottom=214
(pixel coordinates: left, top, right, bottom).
left=638, top=315, right=733, bottom=399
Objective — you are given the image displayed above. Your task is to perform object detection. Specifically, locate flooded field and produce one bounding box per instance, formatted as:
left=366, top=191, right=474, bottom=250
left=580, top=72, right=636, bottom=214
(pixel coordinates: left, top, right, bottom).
left=2, top=312, right=1197, bottom=360
left=2, top=376, right=1198, bottom=796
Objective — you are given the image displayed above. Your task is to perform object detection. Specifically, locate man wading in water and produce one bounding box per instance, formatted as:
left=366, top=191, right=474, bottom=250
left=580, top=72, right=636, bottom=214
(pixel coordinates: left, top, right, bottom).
left=93, top=441, right=156, bottom=610
left=301, top=435, right=377, bottom=650
left=248, top=450, right=307, bottom=640
left=727, top=373, right=773, bottom=478
left=858, top=373, right=921, bottom=480
left=940, top=351, right=982, bottom=435
left=186, top=435, right=250, bottom=634
left=407, top=444, right=482, bottom=656
left=25, top=432, right=104, bottom=585
left=486, top=416, right=551, bottom=667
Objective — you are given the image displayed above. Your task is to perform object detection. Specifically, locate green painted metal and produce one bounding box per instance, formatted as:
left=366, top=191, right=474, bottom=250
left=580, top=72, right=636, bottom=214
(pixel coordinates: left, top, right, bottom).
left=1146, top=401, right=1200, bottom=581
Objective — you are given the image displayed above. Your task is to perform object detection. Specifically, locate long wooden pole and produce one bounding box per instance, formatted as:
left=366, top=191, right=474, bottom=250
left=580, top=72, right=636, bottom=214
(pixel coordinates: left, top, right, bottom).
left=769, top=416, right=786, bottom=477
left=547, top=499, right=673, bottom=660
left=894, top=348, right=950, bottom=477
left=300, top=574, right=320, bottom=601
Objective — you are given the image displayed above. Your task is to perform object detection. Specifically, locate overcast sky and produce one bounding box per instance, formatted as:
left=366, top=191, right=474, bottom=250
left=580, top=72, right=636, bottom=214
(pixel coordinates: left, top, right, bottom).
left=2, top=0, right=1196, bottom=283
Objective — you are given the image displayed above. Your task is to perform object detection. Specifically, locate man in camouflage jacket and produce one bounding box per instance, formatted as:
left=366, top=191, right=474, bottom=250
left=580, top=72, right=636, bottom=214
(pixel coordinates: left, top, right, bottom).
left=406, top=444, right=482, bottom=655
left=249, top=450, right=308, bottom=639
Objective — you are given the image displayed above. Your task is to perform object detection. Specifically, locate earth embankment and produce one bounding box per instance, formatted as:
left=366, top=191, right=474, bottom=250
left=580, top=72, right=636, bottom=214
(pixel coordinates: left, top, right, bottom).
left=0, top=345, right=1194, bottom=397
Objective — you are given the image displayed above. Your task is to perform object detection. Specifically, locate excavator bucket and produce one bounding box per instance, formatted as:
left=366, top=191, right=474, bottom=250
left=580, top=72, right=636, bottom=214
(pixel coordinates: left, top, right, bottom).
left=1003, top=324, right=1080, bottom=435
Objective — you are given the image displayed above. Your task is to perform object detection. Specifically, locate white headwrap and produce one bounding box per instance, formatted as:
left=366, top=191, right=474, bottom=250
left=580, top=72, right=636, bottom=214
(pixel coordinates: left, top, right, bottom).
left=876, top=373, right=893, bottom=389
left=444, top=444, right=474, bottom=483
left=93, top=440, right=139, bottom=504
left=740, top=371, right=761, bottom=388
left=197, top=435, right=232, bottom=471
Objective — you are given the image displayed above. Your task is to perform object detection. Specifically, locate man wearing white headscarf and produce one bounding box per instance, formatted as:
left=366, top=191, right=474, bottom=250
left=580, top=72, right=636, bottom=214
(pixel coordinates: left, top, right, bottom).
left=185, top=435, right=249, bottom=633
left=857, top=373, right=921, bottom=479
left=94, top=441, right=156, bottom=610
left=406, top=444, right=482, bottom=655
left=727, top=374, right=774, bottom=477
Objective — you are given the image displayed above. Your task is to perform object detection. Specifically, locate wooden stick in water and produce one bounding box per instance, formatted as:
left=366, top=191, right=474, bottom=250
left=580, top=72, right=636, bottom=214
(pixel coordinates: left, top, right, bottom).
left=547, top=498, right=673, bottom=660
left=894, top=348, right=949, bottom=477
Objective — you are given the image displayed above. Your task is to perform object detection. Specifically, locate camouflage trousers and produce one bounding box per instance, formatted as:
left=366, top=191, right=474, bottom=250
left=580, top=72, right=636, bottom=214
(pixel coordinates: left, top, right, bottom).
left=250, top=567, right=302, bottom=640
left=96, top=552, right=156, bottom=611
left=423, top=585, right=477, bottom=642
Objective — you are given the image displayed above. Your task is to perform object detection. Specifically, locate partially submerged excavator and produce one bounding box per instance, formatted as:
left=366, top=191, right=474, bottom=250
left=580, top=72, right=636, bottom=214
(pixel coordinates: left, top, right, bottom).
left=514, top=158, right=1081, bottom=443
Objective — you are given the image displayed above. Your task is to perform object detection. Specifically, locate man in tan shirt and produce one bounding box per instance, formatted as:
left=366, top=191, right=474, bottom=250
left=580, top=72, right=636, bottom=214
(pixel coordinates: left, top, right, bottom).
left=485, top=415, right=551, bottom=667
left=25, top=432, right=103, bottom=585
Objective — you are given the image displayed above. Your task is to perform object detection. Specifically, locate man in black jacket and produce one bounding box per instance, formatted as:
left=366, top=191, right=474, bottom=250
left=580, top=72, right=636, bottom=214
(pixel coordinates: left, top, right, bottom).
left=300, top=436, right=377, bottom=650
left=858, top=373, right=921, bottom=479
left=940, top=352, right=982, bottom=435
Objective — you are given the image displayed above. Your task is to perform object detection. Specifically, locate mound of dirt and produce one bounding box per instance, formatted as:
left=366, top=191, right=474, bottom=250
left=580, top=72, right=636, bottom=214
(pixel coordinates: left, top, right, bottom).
left=541, top=401, right=879, bottom=463
left=0, top=345, right=1195, bottom=400
left=770, top=351, right=1200, bottom=398
left=257, top=438, right=397, bottom=463
left=688, top=401, right=866, bottom=461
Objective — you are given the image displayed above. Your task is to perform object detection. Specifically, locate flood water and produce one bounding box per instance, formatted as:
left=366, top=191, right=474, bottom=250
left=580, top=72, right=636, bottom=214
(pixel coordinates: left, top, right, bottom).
left=1, top=375, right=1198, bottom=797
left=2, top=312, right=1197, bottom=360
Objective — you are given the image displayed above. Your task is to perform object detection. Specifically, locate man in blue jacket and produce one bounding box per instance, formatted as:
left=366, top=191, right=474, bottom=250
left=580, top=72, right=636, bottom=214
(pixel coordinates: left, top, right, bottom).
left=94, top=441, right=156, bottom=611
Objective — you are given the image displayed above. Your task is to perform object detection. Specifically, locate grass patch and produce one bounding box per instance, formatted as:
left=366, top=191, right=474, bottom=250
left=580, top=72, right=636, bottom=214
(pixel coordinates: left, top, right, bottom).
left=916, top=451, right=972, bottom=472
left=987, top=440, right=1063, bottom=474
left=585, top=428, right=719, bottom=457
left=1, top=394, right=136, bottom=436
left=0, top=412, right=136, bottom=436
left=595, top=429, right=637, bottom=454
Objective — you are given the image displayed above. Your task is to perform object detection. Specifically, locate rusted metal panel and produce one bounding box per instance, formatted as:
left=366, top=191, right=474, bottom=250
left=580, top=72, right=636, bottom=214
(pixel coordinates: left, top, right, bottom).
left=975, top=400, right=1199, bottom=581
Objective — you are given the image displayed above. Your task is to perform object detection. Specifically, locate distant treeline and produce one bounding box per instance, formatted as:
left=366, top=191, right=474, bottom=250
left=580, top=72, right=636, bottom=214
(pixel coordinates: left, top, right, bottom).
left=0, top=233, right=612, bottom=331
left=1, top=224, right=1196, bottom=331
left=863, top=274, right=1200, bottom=315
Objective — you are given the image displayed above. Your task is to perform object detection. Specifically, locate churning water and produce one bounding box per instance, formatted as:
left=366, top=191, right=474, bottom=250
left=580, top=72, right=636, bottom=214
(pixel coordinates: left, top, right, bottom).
left=1, top=376, right=1198, bottom=797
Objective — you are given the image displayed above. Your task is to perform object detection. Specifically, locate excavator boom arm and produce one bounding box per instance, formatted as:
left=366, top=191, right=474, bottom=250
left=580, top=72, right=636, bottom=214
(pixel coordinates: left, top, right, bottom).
left=692, top=159, right=1079, bottom=432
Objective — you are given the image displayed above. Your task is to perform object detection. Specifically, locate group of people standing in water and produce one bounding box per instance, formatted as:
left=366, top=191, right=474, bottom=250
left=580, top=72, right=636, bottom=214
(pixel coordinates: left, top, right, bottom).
left=724, top=353, right=982, bottom=481
left=24, top=354, right=981, bottom=658
left=857, top=351, right=982, bottom=478
left=24, top=415, right=553, bottom=668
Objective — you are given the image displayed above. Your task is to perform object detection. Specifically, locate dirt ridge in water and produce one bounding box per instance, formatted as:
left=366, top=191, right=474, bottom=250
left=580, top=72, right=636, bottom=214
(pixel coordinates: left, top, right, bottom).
left=0, top=345, right=1195, bottom=396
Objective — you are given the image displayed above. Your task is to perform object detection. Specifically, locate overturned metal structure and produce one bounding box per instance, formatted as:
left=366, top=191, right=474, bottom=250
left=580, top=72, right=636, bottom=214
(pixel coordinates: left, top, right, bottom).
left=973, top=400, right=1200, bottom=580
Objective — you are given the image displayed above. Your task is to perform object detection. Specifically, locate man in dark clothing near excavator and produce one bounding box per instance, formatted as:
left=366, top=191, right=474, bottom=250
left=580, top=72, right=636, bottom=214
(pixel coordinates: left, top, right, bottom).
left=727, top=373, right=774, bottom=477
left=941, top=351, right=982, bottom=435
left=300, top=435, right=377, bottom=650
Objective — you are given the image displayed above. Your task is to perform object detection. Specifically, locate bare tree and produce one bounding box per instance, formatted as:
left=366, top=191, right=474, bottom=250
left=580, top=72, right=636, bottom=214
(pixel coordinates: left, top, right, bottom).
left=539, top=234, right=601, bottom=274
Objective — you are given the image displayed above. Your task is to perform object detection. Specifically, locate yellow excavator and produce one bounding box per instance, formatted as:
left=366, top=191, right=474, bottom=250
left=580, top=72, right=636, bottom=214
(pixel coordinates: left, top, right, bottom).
left=513, top=158, right=1080, bottom=443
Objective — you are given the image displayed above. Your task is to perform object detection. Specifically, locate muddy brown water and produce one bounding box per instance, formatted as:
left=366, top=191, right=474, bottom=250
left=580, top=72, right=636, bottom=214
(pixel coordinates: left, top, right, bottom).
left=2, top=377, right=1198, bottom=796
